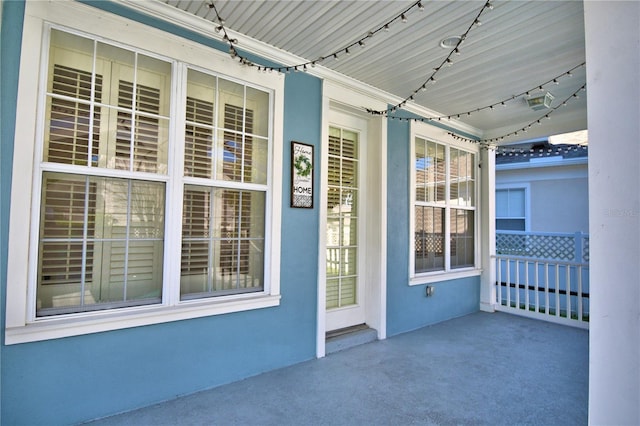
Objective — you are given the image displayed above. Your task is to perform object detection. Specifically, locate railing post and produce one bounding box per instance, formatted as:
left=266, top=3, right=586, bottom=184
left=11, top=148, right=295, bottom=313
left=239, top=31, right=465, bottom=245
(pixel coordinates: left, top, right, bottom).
left=480, top=148, right=496, bottom=312
left=574, top=231, right=583, bottom=263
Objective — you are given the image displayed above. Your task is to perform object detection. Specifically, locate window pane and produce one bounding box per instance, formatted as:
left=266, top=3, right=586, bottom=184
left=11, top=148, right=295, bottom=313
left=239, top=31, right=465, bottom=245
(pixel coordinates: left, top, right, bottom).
left=342, top=217, right=357, bottom=246
left=496, top=188, right=525, bottom=218
left=45, top=95, right=100, bottom=166
left=247, top=136, right=268, bottom=185
left=451, top=209, right=474, bottom=269
left=184, top=70, right=217, bottom=178
left=218, top=129, right=243, bottom=182
left=246, top=86, right=269, bottom=138
left=451, top=148, right=474, bottom=206
left=216, top=102, right=258, bottom=183
left=326, top=126, right=360, bottom=309
left=496, top=189, right=509, bottom=217
left=450, top=148, right=459, bottom=203
left=415, top=139, right=446, bottom=204
left=326, top=278, right=339, bottom=309
left=340, top=276, right=357, bottom=306
left=44, top=65, right=102, bottom=166
left=187, top=69, right=217, bottom=123
left=180, top=186, right=265, bottom=299
left=496, top=218, right=526, bottom=231
left=415, top=139, right=427, bottom=202
left=414, top=206, right=445, bottom=273
left=47, top=32, right=170, bottom=174
left=510, top=188, right=525, bottom=217
left=112, top=81, right=170, bottom=174
left=344, top=189, right=358, bottom=217
left=37, top=172, right=164, bottom=316
left=184, top=113, right=214, bottom=178
left=95, top=43, right=135, bottom=109
left=341, top=130, right=359, bottom=159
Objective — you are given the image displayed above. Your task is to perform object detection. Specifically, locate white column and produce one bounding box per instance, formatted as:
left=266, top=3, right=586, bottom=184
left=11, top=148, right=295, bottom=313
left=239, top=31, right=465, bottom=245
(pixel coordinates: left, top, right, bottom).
left=585, top=2, right=640, bottom=424
left=480, top=148, right=496, bottom=312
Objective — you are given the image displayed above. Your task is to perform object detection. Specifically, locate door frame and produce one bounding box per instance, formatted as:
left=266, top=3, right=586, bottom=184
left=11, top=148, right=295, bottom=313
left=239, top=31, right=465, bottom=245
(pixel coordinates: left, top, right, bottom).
left=317, top=81, right=387, bottom=358
left=324, top=113, right=368, bottom=332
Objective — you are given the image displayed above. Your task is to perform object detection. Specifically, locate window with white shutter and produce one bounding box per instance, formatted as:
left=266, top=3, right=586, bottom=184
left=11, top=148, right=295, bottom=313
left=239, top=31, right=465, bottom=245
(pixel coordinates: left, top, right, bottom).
left=6, top=13, right=283, bottom=343
left=180, top=69, right=267, bottom=300
left=36, top=29, right=169, bottom=316
left=411, top=132, right=478, bottom=279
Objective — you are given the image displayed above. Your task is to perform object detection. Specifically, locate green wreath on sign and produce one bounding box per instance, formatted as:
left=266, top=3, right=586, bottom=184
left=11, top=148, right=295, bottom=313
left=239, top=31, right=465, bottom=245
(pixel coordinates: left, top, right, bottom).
left=294, top=154, right=312, bottom=177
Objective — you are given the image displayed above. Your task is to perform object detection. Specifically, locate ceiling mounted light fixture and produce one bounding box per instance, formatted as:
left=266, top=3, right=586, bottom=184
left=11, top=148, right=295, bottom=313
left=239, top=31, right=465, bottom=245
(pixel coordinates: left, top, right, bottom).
left=440, top=36, right=462, bottom=49
left=527, top=92, right=554, bottom=110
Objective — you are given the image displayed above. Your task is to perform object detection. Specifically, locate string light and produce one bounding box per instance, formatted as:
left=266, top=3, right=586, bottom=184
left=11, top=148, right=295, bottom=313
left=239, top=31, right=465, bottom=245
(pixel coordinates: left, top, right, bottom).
left=496, top=144, right=587, bottom=158
left=208, top=2, right=241, bottom=61
left=380, top=80, right=585, bottom=152
left=447, top=83, right=587, bottom=146
left=377, top=63, right=585, bottom=124
left=368, top=0, right=495, bottom=116
left=208, top=0, right=428, bottom=74
left=208, top=0, right=585, bottom=153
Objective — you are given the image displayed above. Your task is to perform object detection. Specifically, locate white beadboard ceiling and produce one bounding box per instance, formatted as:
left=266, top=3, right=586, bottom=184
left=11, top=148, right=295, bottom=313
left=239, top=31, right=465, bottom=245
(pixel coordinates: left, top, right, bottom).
left=161, top=0, right=586, bottom=144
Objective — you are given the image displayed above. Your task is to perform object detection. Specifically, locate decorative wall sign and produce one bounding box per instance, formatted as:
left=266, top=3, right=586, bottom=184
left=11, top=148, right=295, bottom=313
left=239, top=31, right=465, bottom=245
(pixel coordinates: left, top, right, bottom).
left=291, top=141, right=314, bottom=208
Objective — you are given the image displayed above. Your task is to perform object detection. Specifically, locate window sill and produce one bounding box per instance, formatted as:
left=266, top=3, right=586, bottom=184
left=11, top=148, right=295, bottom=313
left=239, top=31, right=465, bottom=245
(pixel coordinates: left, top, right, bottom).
left=5, top=294, right=281, bottom=345
left=409, top=268, right=482, bottom=286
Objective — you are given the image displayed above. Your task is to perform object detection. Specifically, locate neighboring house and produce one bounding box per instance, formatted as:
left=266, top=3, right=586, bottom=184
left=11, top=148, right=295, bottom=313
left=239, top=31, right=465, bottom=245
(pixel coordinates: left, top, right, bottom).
left=494, top=140, right=590, bottom=322
left=496, top=140, right=589, bottom=233
left=0, top=2, right=638, bottom=425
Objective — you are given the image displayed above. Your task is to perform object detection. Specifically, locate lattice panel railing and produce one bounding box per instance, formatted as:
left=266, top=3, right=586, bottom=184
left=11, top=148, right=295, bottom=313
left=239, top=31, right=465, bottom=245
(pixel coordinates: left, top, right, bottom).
left=582, top=237, right=589, bottom=262
left=496, top=231, right=588, bottom=262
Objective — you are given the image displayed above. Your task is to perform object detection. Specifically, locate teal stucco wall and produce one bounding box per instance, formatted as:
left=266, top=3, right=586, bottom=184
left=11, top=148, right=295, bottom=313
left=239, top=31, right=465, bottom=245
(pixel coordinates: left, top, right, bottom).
left=1, top=2, right=481, bottom=423
left=385, top=113, right=480, bottom=337
left=0, top=2, right=322, bottom=424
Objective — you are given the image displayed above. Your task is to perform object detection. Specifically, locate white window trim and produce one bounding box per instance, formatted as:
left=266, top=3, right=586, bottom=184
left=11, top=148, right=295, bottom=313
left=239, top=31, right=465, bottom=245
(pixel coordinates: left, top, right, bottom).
left=409, top=121, right=481, bottom=286
left=495, top=183, right=531, bottom=232
left=5, top=1, right=284, bottom=344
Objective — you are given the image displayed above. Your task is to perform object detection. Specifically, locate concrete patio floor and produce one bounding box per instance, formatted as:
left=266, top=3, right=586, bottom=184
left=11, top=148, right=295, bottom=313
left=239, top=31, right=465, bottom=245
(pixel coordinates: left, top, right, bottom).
left=88, top=312, right=588, bottom=425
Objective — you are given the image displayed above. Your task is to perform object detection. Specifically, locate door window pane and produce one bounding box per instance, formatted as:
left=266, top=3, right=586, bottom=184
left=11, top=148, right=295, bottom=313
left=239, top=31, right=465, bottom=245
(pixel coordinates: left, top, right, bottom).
left=326, top=126, right=359, bottom=309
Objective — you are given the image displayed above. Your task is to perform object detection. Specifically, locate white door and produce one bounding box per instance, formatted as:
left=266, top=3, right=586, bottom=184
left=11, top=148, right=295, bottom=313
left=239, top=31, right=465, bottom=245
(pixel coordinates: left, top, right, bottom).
left=325, top=111, right=367, bottom=331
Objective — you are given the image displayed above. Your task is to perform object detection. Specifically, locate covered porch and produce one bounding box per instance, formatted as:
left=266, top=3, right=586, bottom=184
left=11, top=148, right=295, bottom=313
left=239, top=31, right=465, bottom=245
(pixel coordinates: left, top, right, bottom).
left=90, top=311, right=588, bottom=425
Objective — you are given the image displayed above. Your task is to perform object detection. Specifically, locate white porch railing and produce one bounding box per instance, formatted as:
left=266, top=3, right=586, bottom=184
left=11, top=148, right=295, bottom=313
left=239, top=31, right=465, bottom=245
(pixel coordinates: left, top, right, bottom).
left=493, top=231, right=589, bottom=329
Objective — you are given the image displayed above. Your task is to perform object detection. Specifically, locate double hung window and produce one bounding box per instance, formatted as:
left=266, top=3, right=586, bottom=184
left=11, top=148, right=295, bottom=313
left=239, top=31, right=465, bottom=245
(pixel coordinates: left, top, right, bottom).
left=496, top=187, right=527, bottom=231
left=25, top=27, right=279, bottom=322
left=411, top=130, right=478, bottom=281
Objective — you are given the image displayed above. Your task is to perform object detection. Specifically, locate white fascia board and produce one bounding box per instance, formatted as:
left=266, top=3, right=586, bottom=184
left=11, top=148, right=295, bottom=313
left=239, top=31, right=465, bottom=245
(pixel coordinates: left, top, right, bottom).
left=117, top=0, right=482, bottom=139
left=496, top=157, right=588, bottom=171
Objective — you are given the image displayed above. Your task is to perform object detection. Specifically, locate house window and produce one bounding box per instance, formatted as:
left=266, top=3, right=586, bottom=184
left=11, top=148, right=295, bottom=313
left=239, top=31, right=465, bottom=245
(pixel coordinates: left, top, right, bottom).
left=180, top=69, right=268, bottom=300
left=496, top=188, right=526, bottom=231
left=37, top=30, right=170, bottom=316
left=412, top=135, right=477, bottom=278
left=18, top=26, right=281, bottom=326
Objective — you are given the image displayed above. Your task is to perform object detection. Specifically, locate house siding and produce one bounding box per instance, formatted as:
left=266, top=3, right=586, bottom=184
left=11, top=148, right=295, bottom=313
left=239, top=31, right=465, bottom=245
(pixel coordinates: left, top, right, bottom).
left=0, top=2, right=321, bottom=424
left=386, top=116, right=480, bottom=337
left=497, top=163, right=589, bottom=233
left=1, top=1, right=26, bottom=423
left=530, top=178, right=588, bottom=233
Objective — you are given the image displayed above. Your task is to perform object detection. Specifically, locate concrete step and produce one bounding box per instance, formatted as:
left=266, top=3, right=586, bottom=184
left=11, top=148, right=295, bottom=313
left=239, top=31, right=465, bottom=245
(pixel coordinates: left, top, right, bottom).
left=325, top=324, right=377, bottom=354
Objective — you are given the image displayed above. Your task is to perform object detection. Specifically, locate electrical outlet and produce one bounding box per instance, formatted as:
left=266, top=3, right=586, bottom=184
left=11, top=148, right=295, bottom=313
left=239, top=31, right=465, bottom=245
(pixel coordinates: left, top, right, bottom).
left=426, top=285, right=435, bottom=297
